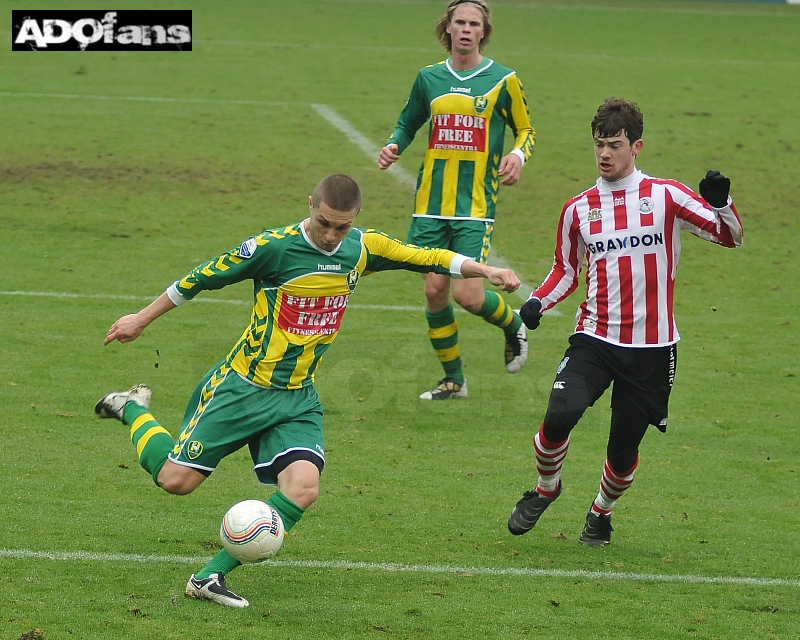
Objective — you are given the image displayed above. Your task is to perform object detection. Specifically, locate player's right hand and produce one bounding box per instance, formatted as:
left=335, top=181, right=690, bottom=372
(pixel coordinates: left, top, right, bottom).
left=104, top=313, right=146, bottom=345
left=378, top=144, right=399, bottom=170
left=519, top=297, right=543, bottom=330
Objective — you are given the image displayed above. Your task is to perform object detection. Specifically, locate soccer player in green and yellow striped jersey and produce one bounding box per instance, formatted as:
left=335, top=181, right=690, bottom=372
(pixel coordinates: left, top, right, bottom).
left=378, top=0, right=535, bottom=400
left=95, top=174, right=521, bottom=608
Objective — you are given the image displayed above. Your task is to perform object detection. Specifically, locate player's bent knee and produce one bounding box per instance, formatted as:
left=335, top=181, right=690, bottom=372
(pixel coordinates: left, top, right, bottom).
left=276, top=459, right=321, bottom=509
left=157, top=464, right=206, bottom=495
left=294, top=484, right=319, bottom=509
left=542, top=398, right=584, bottom=442
left=424, top=286, right=450, bottom=308
left=607, top=449, right=639, bottom=475
left=541, top=414, right=577, bottom=444
left=452, top=280, right=485, bottom=314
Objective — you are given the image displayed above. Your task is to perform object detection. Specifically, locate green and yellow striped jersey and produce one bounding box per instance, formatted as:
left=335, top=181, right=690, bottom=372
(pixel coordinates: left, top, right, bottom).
left=387, top=58, right=535, bottom=221
left=169, top=222, right=460, bottom=390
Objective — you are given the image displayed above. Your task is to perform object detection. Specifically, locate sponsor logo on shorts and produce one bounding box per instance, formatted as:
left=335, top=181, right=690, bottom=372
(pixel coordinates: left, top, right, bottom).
left=553, top=381, right=565, bottom=390
left=668, top=345, right=676, bottom=387
left=556, top=356, right=569, bottom=374
left=187, top=440, right=203, bottom=459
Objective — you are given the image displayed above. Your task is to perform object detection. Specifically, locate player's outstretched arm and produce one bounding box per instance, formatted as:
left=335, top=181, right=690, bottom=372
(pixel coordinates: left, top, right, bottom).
left=378, top=144, right=400, bottom=170
left=103, top=292, right=177, bottom=345
left=460, top=260, right=521, bottom=293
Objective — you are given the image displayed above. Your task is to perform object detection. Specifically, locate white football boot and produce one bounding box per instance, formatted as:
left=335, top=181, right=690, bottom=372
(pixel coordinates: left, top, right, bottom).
left=185, top=573, right=249, bottom=608
left=94, top=383, right=152, bottom=420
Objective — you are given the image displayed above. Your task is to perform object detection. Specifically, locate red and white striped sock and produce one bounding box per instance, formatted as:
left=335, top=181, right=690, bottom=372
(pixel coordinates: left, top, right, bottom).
left=591, top=456, right=639, bottom=516
left=534, top=423, right=570, bottom=498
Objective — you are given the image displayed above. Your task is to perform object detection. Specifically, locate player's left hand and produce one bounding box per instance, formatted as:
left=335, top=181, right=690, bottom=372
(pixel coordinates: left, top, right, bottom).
left=378, top=144, right=399, bottom=170
left=699, top=170, right=730, bottom=208
left=486, top=267, right=521, bottom=293
left=498, top=153, right=522, bottom=186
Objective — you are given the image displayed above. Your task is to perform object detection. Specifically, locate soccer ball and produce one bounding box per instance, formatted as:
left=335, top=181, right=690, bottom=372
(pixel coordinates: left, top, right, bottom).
left=220, top=499, right=285, bottom=564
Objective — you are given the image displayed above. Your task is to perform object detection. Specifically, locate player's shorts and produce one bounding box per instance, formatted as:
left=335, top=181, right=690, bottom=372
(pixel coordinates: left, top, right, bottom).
left=546, top=332, right=677, bottom=434
left=407, top=216, right=493, bottom=264
left=168, top=360, right=325, bottom=485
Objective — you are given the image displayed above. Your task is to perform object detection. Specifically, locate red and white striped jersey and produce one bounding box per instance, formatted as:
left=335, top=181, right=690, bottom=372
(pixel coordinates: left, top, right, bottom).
left=533, top=169, right=743, bottom=347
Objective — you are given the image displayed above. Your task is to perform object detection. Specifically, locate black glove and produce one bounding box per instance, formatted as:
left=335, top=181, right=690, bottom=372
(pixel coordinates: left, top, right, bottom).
left=519, top=297, right=543, bottom=330
left=699, top=170, right=730, bottom=208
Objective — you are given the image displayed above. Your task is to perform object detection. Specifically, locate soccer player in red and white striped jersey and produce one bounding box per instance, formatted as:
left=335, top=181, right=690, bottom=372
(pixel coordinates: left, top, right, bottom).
left=508, top=97, right=743, bottom=546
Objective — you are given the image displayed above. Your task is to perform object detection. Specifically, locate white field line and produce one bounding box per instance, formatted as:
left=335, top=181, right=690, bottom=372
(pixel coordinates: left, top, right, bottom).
left=311, top=103, right=536, bottom=302
left=312, top=103, right=416, bottom=191
left=2, top=548, right=798, bottom=588
left=0, top=290, right=458, bottom=314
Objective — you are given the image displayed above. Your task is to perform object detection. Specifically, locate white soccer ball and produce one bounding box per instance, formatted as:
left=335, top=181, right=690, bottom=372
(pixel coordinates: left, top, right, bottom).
left=220, top=499, right=284, bottom=564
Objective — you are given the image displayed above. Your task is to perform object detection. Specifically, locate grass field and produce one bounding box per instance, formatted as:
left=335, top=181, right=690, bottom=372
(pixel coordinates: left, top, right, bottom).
left=1, top=1, right=799, bottom=638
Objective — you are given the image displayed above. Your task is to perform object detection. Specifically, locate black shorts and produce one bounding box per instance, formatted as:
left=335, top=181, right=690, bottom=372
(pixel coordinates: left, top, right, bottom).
left=550, top=332, right=677, bottom=432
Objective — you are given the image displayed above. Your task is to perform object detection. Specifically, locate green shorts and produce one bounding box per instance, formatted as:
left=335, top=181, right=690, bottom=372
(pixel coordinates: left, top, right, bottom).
left=169, top=361, right=324, bottom=485
left=407, top=216, right=494, bottom=264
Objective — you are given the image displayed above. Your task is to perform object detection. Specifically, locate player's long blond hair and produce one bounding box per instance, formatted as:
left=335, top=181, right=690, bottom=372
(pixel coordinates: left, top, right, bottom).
left=435, top=0, right=493, bottom=53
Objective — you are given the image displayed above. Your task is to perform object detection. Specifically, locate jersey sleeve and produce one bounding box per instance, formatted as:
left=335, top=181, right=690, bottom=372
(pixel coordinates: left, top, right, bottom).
left=665, top=181, right=743, bottom=248
left=360, top=229, right=462, bottom=277
left=499, top=73, right=535, bottom=163
left=386, top=70, right=431, bottom=155
left=532, top=202, right=584, bottom=310
left=169, top=233, right=276, bottom=302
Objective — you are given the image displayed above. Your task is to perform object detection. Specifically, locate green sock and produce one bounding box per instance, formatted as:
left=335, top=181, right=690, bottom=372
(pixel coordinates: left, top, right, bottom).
left=425, top=304, right=464, bottom=384
left=194, top=492, right=304, bottom=580
left=122, top=402, right=173, bottom=485
left=477, top=290, right=522, bottom=334
left=268, top=491, right=305, bottom=532
left=195, top=548, right=241, bottom=580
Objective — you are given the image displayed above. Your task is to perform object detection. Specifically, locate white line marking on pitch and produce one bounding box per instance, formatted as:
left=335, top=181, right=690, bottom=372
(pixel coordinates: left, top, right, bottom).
left=311, top=103, right=537, bottom=302
left=2, top=549, right=798, bottom=588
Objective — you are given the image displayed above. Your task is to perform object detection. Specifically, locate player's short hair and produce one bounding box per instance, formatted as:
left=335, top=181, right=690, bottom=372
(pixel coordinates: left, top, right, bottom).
left=435, top=0, right=493, bottom=53
left=592, top=97, right=644, bottom=144
left=311, top=174, right=362, bottom=213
